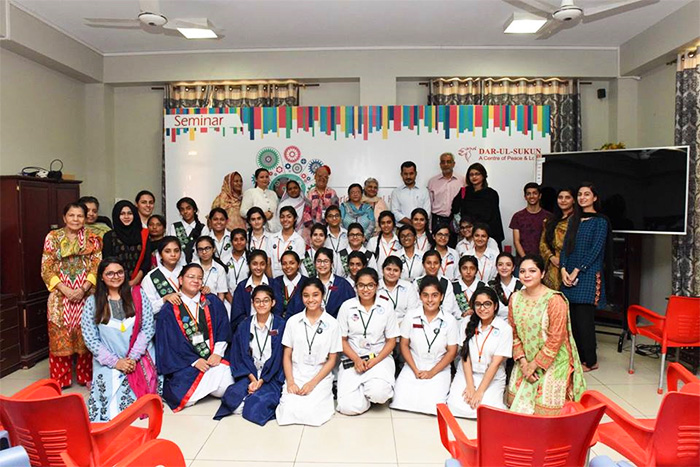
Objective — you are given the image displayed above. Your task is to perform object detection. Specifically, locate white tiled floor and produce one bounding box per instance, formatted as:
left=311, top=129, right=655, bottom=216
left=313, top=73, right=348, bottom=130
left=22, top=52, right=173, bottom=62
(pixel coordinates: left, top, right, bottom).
left=0, top=332, right=677, bottom=467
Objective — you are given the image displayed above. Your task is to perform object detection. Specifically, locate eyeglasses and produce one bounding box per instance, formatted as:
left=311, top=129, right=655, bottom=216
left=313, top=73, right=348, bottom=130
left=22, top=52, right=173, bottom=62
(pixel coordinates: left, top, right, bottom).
left=104, top=270, right=125, bottom=279
left=435, top=232, right=450, bottom=238
left=348, top=232, right=364, bottom=237
left=459, top=225, right=473, bottom=230
left=356, top=283, right=377, bottom=291
left=253, top=298, right=272, bottom=306
left=315, top=259, right=331, bottom=265
left=326, top=214, right=340, bottom=219
left=399, top=234, right=415, bottom=240
left=196, top=246, right=213, bottom=253
left=184, top=274, right=203, bottom=281
left=474, top=301, right=494, bottom=309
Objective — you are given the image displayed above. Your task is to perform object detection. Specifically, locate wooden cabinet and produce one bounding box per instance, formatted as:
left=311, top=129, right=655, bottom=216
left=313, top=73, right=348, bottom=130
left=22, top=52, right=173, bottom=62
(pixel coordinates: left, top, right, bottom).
left=0, top=176, right=81, bottom=369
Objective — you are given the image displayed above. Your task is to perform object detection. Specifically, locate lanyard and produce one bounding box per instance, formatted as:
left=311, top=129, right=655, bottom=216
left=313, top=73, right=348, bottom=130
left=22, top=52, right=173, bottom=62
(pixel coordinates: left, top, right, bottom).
left=440, top=253, right=453, bottom=276
left=462, top=281, right=476, bottom=303
left=277, top=235, right=293, bottom=262
left=166, top=277, right=180, bottom=292
left=328, top=234, right=340, bottom=253
left=230, top=257, right=245, bottom=284
left=251, top=234, right=265, bottom=251
left=421, top=318, right=442, bottom=354
left=385, top=286, right=399, bottom=309
left=416, top=235, right=428, bottom=251
left=284, top=279, right=299, bottom=303
left=381, top=239, right=397, bottom=258
left=404, top=254, right=417, bottom=277
left=214, top=234, right=227, bottom=258
left=202, top=265, right=215, bottom=287
left=475, top=326, right=494, bottom=362
left=304, top=321, right=321, bottom=354
left=358, top=308, right=374, bottom=338
left=254, top=322, right=270, bottom=359
left=323, top=284, right=332, bottom=306
left=477, top=257, right=489, bottom=281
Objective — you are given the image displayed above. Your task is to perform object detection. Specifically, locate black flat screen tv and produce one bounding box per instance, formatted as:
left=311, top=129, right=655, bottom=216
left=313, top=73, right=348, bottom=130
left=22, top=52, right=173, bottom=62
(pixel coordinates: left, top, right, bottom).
left=541, top=146, right=689, bottom=235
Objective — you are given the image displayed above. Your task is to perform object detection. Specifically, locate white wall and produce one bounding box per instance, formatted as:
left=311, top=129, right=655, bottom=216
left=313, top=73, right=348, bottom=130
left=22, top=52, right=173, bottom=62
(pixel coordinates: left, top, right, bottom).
left=580, top=81, right=611, bottom=150
left=0, top=48, right=86, bottom=181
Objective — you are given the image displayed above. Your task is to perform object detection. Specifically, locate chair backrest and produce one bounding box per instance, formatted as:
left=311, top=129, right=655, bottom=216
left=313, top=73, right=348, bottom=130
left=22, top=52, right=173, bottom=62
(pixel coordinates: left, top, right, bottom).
left=665, top=296, right=700, bottom=344
left=650, top=391, right=700, bottom=467
left=475, top=404, right=606, bottom=467
left=0, top=394, right=96, bottom=467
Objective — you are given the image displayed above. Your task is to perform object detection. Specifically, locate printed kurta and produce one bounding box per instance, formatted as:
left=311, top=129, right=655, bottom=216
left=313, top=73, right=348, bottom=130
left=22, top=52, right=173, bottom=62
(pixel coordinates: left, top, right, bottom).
left=41, top=228, right=102, bottom=356
left=539, top=217, right=569, bottom=290
left=506, top=289, right=586, bottom=415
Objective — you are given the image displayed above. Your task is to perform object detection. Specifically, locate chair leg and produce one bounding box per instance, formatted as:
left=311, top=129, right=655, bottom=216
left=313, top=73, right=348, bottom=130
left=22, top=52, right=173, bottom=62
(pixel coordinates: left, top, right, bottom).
left=628, top=334, right=636, bottom=374
left=658, top=352, right=667, bottom=394
left=675, top=347, right=680, bottom=362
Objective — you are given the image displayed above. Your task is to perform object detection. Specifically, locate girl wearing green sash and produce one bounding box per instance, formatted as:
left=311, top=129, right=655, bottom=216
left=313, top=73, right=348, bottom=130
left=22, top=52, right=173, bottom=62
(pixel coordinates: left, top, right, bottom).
left=507, top=254, right=586, bottom=415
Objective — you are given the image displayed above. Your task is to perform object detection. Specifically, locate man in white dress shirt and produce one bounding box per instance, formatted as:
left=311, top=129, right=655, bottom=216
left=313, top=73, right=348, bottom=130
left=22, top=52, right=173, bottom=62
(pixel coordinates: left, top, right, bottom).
left=390, top=161, right=431, bottom=227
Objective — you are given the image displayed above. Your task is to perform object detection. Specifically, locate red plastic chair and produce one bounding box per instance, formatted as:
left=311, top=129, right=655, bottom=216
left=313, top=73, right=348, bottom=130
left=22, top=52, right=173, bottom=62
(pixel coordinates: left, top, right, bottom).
left=0, top=391, right=163, bottom=467
left=0, top=379, right=62, bottom=431
left=627, top=296, right=700, bottom=393
left=667, top=362, right=700, bottom=394
left=579, top=389, right=700, bottom=467
left=437, top=402, right=605, bottom=466
left=61, top=439, right=186, bottom=467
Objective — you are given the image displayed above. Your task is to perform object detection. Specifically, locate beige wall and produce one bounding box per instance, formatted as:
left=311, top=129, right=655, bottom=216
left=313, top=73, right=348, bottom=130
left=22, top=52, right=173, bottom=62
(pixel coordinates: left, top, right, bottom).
left=0, top=48, right=86, bottom=182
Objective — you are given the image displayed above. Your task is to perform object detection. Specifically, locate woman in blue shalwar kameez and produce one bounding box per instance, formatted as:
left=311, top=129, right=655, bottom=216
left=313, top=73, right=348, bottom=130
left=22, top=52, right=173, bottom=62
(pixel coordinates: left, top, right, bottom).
left=215, top=285, right=286, bottom=424
left=82, top=258, right=158, bottom=422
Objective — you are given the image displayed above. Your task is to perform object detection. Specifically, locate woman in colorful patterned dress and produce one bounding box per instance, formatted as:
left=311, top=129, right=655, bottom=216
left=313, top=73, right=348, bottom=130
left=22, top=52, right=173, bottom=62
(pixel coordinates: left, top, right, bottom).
left=81, top=258, right=158, bottom=421
left=41, top=202, right=102, bottom=388
left=211, top=171, right=246, bottom=231
left=507, top=254, right=585, bottom=415
left=302, top=165, right=339, bottom=229
left=539, top=187, right=575, bottom=290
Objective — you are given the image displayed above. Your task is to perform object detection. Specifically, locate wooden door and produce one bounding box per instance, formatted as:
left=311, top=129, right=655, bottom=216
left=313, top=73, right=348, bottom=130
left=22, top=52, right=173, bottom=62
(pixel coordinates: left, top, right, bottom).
left=18, top=181, right=52, bottom=301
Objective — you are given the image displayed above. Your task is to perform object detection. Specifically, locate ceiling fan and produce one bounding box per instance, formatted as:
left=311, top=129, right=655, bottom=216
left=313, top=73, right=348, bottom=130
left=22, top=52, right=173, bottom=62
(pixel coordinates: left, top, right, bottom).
left=84, top=0, right=221, bottom=38
left=507, top=0, right=659, bottom=38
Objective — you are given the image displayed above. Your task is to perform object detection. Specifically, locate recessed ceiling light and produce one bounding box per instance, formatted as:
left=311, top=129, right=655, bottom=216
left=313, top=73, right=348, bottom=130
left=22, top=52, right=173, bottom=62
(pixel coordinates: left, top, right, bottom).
left=177, top=28, right=218, bottom=39
left=503, top=13, right=547, bottom=34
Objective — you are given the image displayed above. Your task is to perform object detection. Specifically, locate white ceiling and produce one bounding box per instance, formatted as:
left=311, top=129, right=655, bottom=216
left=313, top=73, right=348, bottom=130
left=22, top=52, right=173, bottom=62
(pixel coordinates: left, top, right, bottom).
left=11, top=0, right=696, bottom=55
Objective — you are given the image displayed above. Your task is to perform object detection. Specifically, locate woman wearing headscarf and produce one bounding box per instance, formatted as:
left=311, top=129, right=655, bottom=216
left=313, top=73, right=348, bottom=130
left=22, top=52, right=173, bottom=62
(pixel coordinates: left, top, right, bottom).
left=276, top=179, right=309, bottom=234
left=302, top=165, right=339, bottom=228
left=102, top=200, right=151, bottom=286
left=211, top=171, right=246, bottom=231
left=362, top=178, right=389, bottom=237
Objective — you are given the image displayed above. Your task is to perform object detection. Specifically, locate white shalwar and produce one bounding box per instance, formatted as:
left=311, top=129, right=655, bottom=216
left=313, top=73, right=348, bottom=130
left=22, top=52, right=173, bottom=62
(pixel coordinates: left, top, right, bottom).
left=142, top=264, right=183, bottom=314
left=447, top=317, right=512, bottom=418
left=378, top=279, right=421, bottom=326
left=336, top=296, right=400, bottom=415
left=269, top=230, right=306, bottom=278
left=390, top=307, right=459, bottom=415
left=276, top=311, right=342, bottom=426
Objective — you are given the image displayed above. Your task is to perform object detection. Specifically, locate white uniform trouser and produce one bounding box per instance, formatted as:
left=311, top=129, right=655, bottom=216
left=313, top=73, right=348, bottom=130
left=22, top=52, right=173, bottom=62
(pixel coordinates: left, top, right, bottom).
left=186, top=364, right=234, bottom=407
left=336, top=357, right=395, bottom=415
left=446, top=370, right=506, bottom=418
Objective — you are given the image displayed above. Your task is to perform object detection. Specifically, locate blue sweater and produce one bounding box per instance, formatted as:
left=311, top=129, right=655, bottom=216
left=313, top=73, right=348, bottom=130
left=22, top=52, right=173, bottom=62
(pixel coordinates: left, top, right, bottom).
left=560, top=216, right=608, bottom=308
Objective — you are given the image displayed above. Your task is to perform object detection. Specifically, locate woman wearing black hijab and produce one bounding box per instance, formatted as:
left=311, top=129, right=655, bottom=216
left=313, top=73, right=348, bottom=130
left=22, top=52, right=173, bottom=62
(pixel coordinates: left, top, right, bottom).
left=102, top=200, right=151, bottom=286
left=451, top=163, right=505, bottom=249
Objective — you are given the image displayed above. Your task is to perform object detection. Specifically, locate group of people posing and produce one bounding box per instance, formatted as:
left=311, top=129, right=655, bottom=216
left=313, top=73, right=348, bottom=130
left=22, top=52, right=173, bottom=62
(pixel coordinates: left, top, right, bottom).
left=40, top=152, right=610, bottom=427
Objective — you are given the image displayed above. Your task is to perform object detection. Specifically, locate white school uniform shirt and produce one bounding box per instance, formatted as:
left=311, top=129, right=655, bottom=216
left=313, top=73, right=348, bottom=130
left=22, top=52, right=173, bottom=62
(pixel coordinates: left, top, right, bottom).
left=269, top=230, right=306, bottom=278
left=337, top=296, right=400, bottom=357
left=454, top=278, right=481, bottom=305
left=459, top=317, right=513, bottom=381
left=248, top=231, right=272, bottom=256
left=167, top=219, right=197, bottom=237
left=193, top=259, right=228, bottom=294
left=496, top=278, right=522, bottom=319
left=142, top=264, right=183, bottom=314
left=399, top=250, right=424, bottom=282
left=390, top=185, right=431, bottom=226
left=378, top=279, right=422, bottom=325
left=400, top=307, right=459, bottom=366
left=243, top=275, right=270, bottom=316
left=283, top=273, right=303, bottom=299
left=366, top=234, right=403, bottom=278
left=437, top=247, right=460, bottom=281
left=325, top=227, right=349, bottom=255
left=227, top=254, right=249, bottom=295
left=415, top=233, right=432, bottom=254
left=282, top=311, right=343, bottom=381
left=180, top=292, right=228, bottom=362
left=456, top=238, right=500, bottom=258
left=413, top=275, right=461, bottom=322
left=200, top=228, right=233, bottom=266
left=463, top=247, right=498, bottom=283
left=334, top=246, right=378, bottom=277
left=250, top=313, right=274, bottom=375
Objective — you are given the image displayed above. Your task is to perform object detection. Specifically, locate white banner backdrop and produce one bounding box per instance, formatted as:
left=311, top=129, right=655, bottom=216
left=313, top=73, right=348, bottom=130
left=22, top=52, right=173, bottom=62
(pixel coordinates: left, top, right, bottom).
left=165, top=105, right=551, bottom=249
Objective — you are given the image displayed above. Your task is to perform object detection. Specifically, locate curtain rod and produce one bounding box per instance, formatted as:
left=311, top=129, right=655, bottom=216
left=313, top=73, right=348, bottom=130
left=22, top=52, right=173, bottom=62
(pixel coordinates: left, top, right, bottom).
left=151, top=83, right=320, bottom=90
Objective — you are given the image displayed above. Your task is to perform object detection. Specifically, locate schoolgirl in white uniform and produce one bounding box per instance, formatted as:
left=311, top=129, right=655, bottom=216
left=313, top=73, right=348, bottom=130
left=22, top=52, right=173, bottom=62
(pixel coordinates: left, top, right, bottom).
left=276, top=278, right=342, bottom=426
left=447, top=286, right=512, bottom=418
left=397, top=224, right=425, bottom=282
left=344, top=250, right=369, bottom=288
left=433, top=225, right=459, bottom=281
left=391, top=275, right=458, bottom=415
left=301, top=223, right=327, bottom=278
left=378, top=256, right=421, bottom=326
left=268, top=206, right=306, bottom=278
left=142, top=236, right=184, bottom=315
left=335, top=223, right=378, bottom=278
left=192, top=236, right=228, bottom=303
left=452, top=255, right=487, bottom=319
left=414, top=250, right=461, bottom=321
left=226, top=229, right=250, bottom=299
left=167, top=197, right=205, bottom=263
left=488, top=252, right=523, bottom=320
left=246, top=207, right=273, bottom=256
left=200, top=208, right=234, bottom=267
left=324, top=205, right=349, bottom=264
left=336, top=268, right=400, bottom=415
left=366, top=211, right=403, bottom=279
left=411, top=208, right=434, bottom=254
left=462, top=223, right=498, bottom=283
left=455, top=216, right=499, bottom=259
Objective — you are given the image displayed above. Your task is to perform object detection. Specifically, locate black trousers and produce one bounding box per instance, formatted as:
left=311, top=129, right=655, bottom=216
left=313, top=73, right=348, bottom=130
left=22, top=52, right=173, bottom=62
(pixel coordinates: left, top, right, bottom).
left=569, top=303, right=597, bottom=367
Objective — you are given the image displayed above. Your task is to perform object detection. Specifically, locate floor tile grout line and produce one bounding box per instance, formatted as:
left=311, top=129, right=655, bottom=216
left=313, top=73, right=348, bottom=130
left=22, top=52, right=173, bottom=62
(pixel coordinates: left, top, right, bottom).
left=191, top=418, right=220, bottom=461
left=293, top=425, right=305, bottom=464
